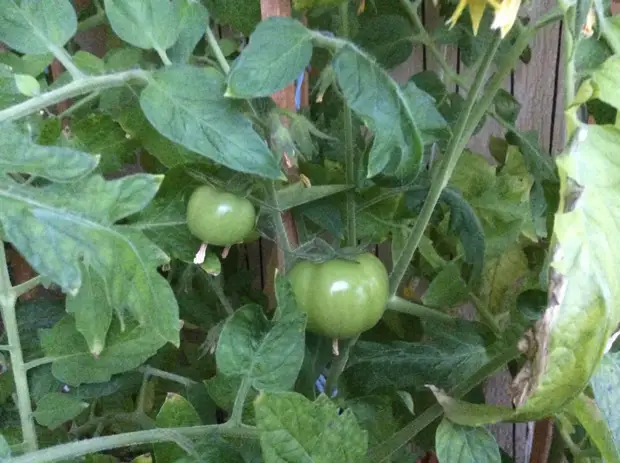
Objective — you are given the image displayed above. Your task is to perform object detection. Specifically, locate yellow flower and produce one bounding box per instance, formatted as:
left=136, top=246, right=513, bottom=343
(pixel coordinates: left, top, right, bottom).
left=490, top=0, right=522, bottom=38
left=444, top=0, right=521, bottom=38
left=446, top=0, right=489, bottom=35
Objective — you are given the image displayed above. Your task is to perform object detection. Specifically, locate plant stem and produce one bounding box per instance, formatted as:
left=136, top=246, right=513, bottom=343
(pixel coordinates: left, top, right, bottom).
left=11, top=424, right=259, bottom=463
left=0, top=245, right=38, bottom=452
left=0, top=69, right=150, bottom=123
left=57, top=91, right=101, bottom=119
left=47, top=43, right=85, bottom=80
left=12, top=275, right=42, bottom=298
left=205, top=26, right=231, bottom=74
left=469, top=292, right=501, bottom=336
left=325, top=334, right=358, bottom=396
left=563, top=13, right=578, bottom=139
left=388, top=34, right=502, bottom=296
left=386, top=295, right=456, bottom=323
left=229, top=376, right=251, bottom=426
left=368, top=344, right=522, bottom=461
left=339, top=3, right=357, bottom=247
left=155, top=47, right=173, bottom=66
left=138, top=366, right=198, bottom=387
left=23, top=356, right=54, bottom=371
left=269, top=182, right=293, bottom=254
left=207, top=275, right=235, bottom=315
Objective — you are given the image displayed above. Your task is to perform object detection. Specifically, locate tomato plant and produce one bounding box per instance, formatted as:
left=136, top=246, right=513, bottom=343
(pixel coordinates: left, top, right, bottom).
left=0, top=0, right=620, bottom=462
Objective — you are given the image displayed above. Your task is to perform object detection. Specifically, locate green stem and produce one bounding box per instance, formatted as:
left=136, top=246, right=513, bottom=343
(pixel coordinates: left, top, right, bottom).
left=0, top=344, right=11, bottom=352
left=368, top=344, right=522, bottom=461
left=205, top=26, right=231, bottom=74
left=138, top=366, right=197, bottom=387
left=229, top=376, right=251, bottom=426
left=0, top=69, right=150, bottom=123
left=23, top=356, right=54, bottom=371
left=12, top=275, right=42, bottom=298
left=563, top=12, right=578, bottom=139
left=47, top=43, right=85, bottom=80
left=388, top=33, right=502, bottom=296
left=57, top=91, right=101, bottom=119
left=207, top=275, right=235, bottom=315
left=11, top=424, right=259, bottom=463
left=155, top=47, right=173, bottom=66
left=340, top=2, right=357, bottom=247
left=269, top=182, right=293, bottom=254
left=469, top=292, right=501, bottom=336
left=0, top=246, right=38, bottom=452
left=386, top=295, right=456, bottom=323
left=325, top=334, right=358, bottom=396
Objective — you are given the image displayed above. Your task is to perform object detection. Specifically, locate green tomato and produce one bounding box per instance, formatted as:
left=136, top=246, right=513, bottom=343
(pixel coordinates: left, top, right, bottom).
left=287, top=253, right=389, bottom=339
left=186, top=185, right=256, bottom=246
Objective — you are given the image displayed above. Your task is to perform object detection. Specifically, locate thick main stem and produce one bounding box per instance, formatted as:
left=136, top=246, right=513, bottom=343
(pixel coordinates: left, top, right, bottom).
left=0, top=245, right=38, bottom=452
left=0, top=69, right=151, bottom=123
left=388, top=34, right=502, bottom=295
left=340, top=2, right=357, bottom=247
left=11, top=424, right=259, bottom=463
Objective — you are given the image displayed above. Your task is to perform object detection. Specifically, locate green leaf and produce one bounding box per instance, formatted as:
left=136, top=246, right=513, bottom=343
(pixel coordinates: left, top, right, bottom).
left=140, top=66, right=282, bottom=179
left=33, top=392, right=89, bottom=429
left=171, top=436, right=246, bottom=463
left=115, top=104, right=203, bottom=168
left=0, top=121, right=98, bottom=182
left=274, top=183, right=351, bottom=212
left=435, top=418, right=501, bottom=463
left=505, top=130, right=557, bottom=182
left=226, top=17, right=313, bottom=98
left=584, top=56, right=620, bottom=111
left=204, top=374, right=257, bottom=415
left=493, top=89, right=520, bottom=125
left=354, top=15, right=414, bottom=69
left=568, top=393, right=620, bottom=463
left=0, top=65, right=26, bottom=109
left=0, top=52, right=54, bottom=77
left=403, top=81, right=449, bottom=145
left=0, top=174, right=180, bottom=346
left=254, top=392, right=368, bottom=462
left=422, top=261, right=469, bottom=309
left=0, top=0, right=77, bottom=55
left=203, top=0, right=260, bottom=36
left=332, top=45, right=424, bottom=179
left=590, top=352, right=620, bottom=456
left=40, top=316, right=165, bottom=386
left=479, top=244, right=529, bottom=317
left=346, top=395, right=399, bottom=447
left=216, top=304, right=306, bottom=391
left=432, top=124, right=620, bottom=424
left=66, top=265, right=113, bottom=356
left=168, top=0, right=209, bottom=64
left=128, top=169, right=202, bottom=263
left=273, top=271, right=298, bottom=321
left=344, top=320, right=491, bottom=394
left=103, top=0, right=180, bottom=51
left=155, top=393, right=202, bottom=463
left=67, top=113, right=139, bottom=175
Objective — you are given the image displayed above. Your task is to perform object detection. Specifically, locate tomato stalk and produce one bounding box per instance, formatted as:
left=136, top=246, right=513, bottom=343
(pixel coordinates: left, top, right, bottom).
left=0, top=69, right=151, bottom=123
left=0, top=244, right=38, bottom=452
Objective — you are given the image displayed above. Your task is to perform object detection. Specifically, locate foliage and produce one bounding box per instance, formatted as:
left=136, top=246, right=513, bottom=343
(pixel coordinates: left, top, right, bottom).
left=0, top=0, right=618, bottom=462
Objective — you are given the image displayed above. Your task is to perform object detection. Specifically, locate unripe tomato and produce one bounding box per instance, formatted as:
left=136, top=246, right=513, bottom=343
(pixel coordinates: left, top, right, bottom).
left=186, top=185, right=256, bottom=246
left=287, top=253, right=389, bottom=339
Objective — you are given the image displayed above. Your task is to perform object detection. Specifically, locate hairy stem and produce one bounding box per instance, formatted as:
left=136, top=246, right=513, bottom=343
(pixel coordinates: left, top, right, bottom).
left=11, top=424, right=259, bottom=463
left=229, top=376, right=252, bottom=426
left=325, top=334, right=358, bottom=396
left=205, top=26, right=231, bottom=74
left=12, top=275, right=42, bottom=298
left=340, top=2, right=357, bottom=247
left=0, top=69, right=150, bottom=123
left=388, top=33, right=502, bottom=295
left=369, top=345, right=522, bottom=461
left=386, top=295, right=456, bottom=323
left=47, top=43, right=85, bottom=80
left=0, top=245, right=38, bottom=452
left=139, top=366, right=197, bottom=387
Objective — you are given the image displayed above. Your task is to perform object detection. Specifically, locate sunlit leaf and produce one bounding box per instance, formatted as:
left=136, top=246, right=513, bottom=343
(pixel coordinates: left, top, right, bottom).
left=168, top=0, right=209, bottom=64
left=155, top=393, right=202, bottom=463
left=423, top=261, right=469, bottom=309
left=590, top=351, right=620, bottom=456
